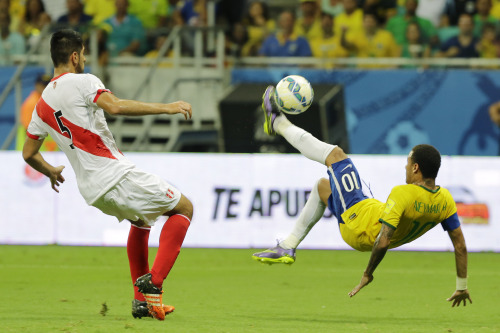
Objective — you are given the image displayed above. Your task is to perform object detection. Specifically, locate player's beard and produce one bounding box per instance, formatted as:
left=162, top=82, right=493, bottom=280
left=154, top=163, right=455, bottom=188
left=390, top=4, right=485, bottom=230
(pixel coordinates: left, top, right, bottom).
left=74, top=55, right=85, bottom=74
left=75, top=60, right=84, bottom=74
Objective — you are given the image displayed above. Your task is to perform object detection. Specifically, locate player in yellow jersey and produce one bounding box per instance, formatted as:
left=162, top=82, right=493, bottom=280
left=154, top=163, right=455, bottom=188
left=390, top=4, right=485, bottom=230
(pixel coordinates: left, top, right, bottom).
left=252, top=86, right=472, bottom=307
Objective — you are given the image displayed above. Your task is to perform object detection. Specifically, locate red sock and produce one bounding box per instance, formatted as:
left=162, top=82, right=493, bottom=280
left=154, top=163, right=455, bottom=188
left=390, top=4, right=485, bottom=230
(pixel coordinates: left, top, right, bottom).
left=150, top=214, right=190, bottom=288
left=127, top=225, right=151, bottom=301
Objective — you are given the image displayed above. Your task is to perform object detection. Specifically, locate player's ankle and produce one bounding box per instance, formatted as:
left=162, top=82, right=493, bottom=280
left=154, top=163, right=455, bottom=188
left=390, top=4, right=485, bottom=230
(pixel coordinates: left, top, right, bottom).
left=274, top=114, right=291, bottom=135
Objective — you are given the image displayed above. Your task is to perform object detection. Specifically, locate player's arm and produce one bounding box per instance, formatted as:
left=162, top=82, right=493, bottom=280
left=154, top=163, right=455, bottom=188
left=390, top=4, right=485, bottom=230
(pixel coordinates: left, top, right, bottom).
left=446, top=226, right=472, bottom=307
left=22, top=137, right=65, bottom=193
left=349, top=223, right=394, bottom=297
left=95, top=92, right=192, bottom=119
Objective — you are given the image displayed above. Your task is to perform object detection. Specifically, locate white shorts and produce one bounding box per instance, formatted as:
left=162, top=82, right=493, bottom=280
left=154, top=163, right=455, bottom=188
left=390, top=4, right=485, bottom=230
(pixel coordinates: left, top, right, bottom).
left=92, top=169, right=182, bottom=226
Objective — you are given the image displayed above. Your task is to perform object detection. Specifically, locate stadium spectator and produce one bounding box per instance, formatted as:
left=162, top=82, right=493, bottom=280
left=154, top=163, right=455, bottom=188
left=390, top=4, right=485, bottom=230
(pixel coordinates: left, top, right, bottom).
left=435, top=13, right=479, bottom=58
left=476, top=22, right=500, bottom=58
left=321, top=0, right=344, bottom=17
left=16, top=73, right=56, bottom=151
left=341, top=11, right=400, bottom=66
left=0, top=8, right=25, bottom=65
left=240, top=1, right=275, bottom=57
left=385, top=0, right=438, bottom=47
left=128, top=0, right=168, bottom=29
left=254, top=86, right=472, bottom=307
left=175, top=0, right=207, bottom=27
left=473, top=0, right=498, bottom=37
left=226, top=22, right=249, bottom=57
left=22, top=29, right=193, bottom=321
left=400, top=21, right=431, bottom=67
left=0, top=0, right=24, bottom=32
left=446, top=0, right=477, bottom=25
left=144, top=33, right=173, bottom=66
left=295, top=0, right=322, bottom=40
left=358, top=0, right=398, bottom=24
left=491, top=0, right=500, bottom=19
left=437, top=12, right=460, bottom=42
left=56, top=0, right=93, bottom=35
left=215, top=0, right=247, bottom=29
left=416, top=0, right=447, bottom=27
left=259, top=10, right=312, bottom=57
left=102, top=0, right=146, bottom=58
left=334, top=0, right=364, bottom=35
left=83, top=0, right=115, bottom=25
left=309, top=12, right=348, bottom=66
left=19, top=0, right=51, bottom=42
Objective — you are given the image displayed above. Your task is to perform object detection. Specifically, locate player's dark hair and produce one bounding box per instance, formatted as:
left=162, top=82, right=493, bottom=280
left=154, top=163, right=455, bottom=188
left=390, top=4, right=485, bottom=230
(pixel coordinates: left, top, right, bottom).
left=411, top=144, right=441, bottom=179
left=50, top=29, right=83, bottom=67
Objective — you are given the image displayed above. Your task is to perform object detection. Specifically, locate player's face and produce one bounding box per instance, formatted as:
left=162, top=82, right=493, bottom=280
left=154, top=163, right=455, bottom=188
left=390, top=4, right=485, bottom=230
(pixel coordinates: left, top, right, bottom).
left=405, top=154, right=414, bottom=184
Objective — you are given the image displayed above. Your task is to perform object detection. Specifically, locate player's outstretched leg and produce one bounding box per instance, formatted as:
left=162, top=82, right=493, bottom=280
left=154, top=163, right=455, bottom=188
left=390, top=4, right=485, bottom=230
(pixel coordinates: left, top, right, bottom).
left=261, top=86, right=336, bottom=166
left=252, top=178, right=329, bottom=265
left=131, top=299, right=175, bottom=319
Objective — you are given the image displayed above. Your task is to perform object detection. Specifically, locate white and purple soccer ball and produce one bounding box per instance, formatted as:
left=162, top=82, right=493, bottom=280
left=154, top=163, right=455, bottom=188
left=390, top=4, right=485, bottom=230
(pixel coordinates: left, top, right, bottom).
left=274, top=75, right=314, bottom=115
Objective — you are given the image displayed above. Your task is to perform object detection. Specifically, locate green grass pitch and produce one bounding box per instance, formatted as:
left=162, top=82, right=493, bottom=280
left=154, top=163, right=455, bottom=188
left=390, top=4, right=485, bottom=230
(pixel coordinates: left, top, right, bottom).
left=0, top=245, right=498, bottom=333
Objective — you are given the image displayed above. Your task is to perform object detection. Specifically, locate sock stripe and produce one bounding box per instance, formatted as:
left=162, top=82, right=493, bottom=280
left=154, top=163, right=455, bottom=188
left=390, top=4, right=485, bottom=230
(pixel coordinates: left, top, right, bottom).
left=131, top=225, right=152, bottom=230
left=172, top=214, right=191, bottom=223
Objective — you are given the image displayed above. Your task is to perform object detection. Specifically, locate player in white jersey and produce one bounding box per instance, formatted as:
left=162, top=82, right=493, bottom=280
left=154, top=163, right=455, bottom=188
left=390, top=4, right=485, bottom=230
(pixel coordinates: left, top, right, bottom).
left=22, top=29, right=191, bottom=321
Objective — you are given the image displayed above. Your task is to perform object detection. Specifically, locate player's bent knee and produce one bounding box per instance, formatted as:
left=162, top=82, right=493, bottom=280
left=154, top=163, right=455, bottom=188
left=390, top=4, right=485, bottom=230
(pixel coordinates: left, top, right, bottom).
left=325, top=146, right=348, bottom=166
left=317, top=178, right=332, bottom=205
left=166, top=194, right=194, bottom=221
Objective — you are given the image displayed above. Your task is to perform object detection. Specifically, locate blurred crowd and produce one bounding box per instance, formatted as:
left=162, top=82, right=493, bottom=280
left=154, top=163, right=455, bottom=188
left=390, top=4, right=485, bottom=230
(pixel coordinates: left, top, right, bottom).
left=1, top=0, right=500, bottom=67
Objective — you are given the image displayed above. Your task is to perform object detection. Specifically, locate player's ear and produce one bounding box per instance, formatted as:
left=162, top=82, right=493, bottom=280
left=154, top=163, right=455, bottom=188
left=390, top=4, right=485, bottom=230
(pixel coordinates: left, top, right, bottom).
left=71, top=51, right=79, bottom=65
left=412, top=162, right=420, bottom=174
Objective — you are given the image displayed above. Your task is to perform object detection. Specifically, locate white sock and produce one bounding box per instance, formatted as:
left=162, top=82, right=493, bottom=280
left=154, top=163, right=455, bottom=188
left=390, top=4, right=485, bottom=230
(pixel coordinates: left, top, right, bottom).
left=280, top=179, right=327, bottom=250
left=274, top=114, right=336, bottom=165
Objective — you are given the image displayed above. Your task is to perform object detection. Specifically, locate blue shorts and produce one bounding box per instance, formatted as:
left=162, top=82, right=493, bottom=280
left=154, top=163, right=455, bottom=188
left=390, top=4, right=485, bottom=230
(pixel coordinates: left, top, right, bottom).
left=326, top=158, right=373, bottom=222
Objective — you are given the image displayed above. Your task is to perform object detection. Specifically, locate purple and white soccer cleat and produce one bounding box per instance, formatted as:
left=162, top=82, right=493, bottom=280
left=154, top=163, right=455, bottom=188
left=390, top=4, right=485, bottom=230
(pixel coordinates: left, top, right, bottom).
left=252, top=244, right=296, bottom=265
left=261, top=85, right=281, bottom=136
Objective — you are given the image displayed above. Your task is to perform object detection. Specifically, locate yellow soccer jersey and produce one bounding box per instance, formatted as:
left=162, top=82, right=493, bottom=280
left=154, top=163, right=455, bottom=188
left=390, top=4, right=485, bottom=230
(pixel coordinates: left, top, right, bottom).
left=380, top=185, right=457, bottom=249
left=339, top=185, right=458, bottom=251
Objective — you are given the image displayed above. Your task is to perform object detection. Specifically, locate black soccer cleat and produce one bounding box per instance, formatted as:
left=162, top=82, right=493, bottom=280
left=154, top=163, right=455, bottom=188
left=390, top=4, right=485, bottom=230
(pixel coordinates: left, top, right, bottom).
left=134, top=273, right=166, bottom=320
left=131, top=299, right=174, bottom=319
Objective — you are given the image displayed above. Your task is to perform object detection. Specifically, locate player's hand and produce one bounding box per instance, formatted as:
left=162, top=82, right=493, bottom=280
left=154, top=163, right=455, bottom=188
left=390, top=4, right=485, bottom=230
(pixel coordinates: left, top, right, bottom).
left=447, top=290, right=472, bottom=307
left=167, top=101, right=192, bottom=119
left=349, top=272, right=373, bottom=297
left=49, top=165, right=65, bottom=193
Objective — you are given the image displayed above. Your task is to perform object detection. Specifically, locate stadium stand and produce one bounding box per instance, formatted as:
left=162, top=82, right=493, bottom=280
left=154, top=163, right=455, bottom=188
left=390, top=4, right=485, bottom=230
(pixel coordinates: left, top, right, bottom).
left=1, top=0, right=500, bottom=154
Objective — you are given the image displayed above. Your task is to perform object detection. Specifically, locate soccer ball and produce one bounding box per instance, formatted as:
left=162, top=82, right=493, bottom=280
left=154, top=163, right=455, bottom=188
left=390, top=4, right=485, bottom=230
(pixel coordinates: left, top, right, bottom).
left=274, top=75, right=314, bottom=115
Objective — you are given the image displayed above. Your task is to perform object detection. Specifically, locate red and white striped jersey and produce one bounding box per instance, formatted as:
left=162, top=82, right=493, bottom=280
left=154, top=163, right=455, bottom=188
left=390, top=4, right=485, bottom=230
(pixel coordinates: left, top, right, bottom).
left=27, top=72, right=135, bottom=204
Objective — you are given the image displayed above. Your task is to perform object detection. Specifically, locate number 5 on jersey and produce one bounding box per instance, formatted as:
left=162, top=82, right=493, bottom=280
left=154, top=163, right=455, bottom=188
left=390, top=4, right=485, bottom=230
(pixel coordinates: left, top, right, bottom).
left=54, top=110, right=75, bottom=149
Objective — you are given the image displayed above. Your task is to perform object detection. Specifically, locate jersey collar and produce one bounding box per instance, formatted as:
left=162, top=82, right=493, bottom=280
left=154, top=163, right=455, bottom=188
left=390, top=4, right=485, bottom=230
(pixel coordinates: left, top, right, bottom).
left=418, top=185, right=441, bottom=193
left=51, top=72, right=70, bottom=82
